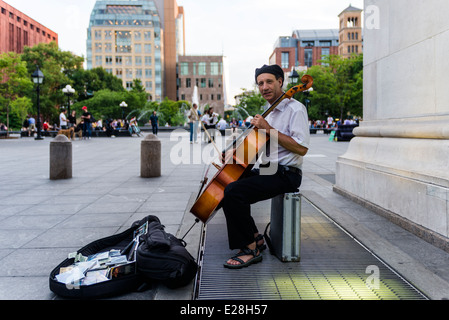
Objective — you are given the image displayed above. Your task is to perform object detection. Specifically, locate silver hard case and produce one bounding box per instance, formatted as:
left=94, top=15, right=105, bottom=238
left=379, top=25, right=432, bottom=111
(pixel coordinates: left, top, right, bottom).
left=269, top=193, right=301, bottom=262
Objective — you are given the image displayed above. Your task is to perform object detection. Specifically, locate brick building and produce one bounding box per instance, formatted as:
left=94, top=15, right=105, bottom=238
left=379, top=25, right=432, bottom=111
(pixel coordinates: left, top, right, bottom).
left=177, top=55, right=227, bottom=116
left=0, top=0, right=58, bottom=54
left=338, top=5, right=363, bottom=58
left=269, top=5, right=363, bottom=78
left=269, top=29, right=339, bottom=73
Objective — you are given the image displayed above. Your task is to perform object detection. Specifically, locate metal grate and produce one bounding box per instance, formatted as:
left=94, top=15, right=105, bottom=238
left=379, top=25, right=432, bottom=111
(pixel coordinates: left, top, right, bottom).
left=195, top=199, right=427, bottom=300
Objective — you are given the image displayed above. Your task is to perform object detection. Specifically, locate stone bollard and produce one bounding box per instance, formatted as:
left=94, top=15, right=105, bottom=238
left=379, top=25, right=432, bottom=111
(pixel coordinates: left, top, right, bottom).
left=141, top=134, right=161, bottom=178
left=50, top=135, right=72, bottom=180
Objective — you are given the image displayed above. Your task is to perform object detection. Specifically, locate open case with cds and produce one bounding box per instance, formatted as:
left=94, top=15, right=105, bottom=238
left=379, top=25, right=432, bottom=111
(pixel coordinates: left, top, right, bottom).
left=49, top=216, right=152, bottom=299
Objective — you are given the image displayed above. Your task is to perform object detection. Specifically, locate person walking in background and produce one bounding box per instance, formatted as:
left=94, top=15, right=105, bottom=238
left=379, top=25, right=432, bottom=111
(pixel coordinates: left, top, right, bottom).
left=150, top=111, right=159, bottom=135
left=188, top=103, right=200, bottom=143
left=81, top=106, right=92, bottom=139
left=28, top=115, right=36, bottom=137
left=59, top=108, right=68, bottom=130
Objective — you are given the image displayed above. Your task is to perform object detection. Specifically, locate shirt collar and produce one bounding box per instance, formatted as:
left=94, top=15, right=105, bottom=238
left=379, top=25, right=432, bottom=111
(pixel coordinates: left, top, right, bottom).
left=272, top=97, right=289, bottom=112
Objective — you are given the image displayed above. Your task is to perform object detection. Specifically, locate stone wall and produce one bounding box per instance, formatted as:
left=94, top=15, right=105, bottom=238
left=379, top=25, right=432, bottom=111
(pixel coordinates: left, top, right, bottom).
left=335, top=0, right=449, bottom=249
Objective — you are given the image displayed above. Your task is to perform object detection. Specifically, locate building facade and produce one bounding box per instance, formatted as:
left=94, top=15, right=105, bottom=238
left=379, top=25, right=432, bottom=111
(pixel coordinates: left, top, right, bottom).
left=0, top=0, right=58, bottom=54
left=87, top=0, right=184, bottom=101
left=177, top=55, right=226, bottom=116
left=269, top=5, right=363, bottom=74
left=269, top=29, right=339, bottom=73
left=338, top=5, right=363, bottom=58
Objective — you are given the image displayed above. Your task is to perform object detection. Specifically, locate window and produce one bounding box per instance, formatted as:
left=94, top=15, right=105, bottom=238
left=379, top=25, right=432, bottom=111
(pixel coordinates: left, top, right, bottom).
left=208, top=78, right=214, bottom=88
left=104, top=30, right=112, bottom=40
left=105, top=43, right=112, bottom=53
left=95, top=56, right=102, bottom=65
left=217, top=94, right=221, bottom=101
left=125, top=56, right=132, bottom=65
left=198, top=62, right=206, bottom=75
left=321, top=48, right=330, bottom=66
left=302, top=41, right=314, bottom=47
left=135, top=56, right=142, bottom=66
left=281, top=52, right=289, bottom=69
left=144, top=44, right=152, bottom=53
left=135, top=69, right=142, bottom=78
left=105, top=56, right=113, bottom=65
left=304, top=49, right=313, bottom=67
left=144, top=31, right=151, bottom=41
left=125, top=69, right=133, bottom=78
left=145, top=69, right=152, bottom=78
left=200, top=78, right=206, bottom=88
left=186, top=78, right=191, bottom=88
left=95, top=43, right=102, bottom=53
left=116, top=56, right=122, bottom=64
left=95, top=30, right=102, bottom=40
left=210, top=62, right=220, bottom=75
left=116, top=31, right=132, bottom=52
left=134, top=31, right=141, bottom=41
left=180, top=62, right=189, bottom=76
left=134, top=44, right=141, bottom=53
left=145, top=56, right=152, bottom=66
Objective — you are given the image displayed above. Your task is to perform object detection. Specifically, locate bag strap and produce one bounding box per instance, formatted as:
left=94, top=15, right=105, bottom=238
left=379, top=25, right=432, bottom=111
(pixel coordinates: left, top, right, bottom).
left=263, top=223, right=275, bottom=255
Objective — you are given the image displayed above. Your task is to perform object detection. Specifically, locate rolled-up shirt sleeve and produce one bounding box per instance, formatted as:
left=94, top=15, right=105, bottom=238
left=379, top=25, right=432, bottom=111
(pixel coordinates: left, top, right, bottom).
left=288, top=103, right=310, bottom=150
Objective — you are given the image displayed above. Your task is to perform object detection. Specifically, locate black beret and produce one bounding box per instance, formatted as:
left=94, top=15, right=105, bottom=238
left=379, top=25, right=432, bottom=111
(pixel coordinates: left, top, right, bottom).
left=255, top=64, right=284, bottom=84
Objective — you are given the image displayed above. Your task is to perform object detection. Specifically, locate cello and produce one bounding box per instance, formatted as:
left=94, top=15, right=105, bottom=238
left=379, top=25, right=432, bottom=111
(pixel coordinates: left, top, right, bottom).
left=190, top=75, right=313, bottom=224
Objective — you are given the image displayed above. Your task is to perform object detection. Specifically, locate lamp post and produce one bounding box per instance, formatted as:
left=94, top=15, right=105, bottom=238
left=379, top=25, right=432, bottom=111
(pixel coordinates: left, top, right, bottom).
left=289, top=70, right=299, bottom=85
left=32, top=66, right=44, bottom=140
left=120, top=101, right=128, bottom=120
left=62, top=84, right=75, bottom=114
left=304, top=87, right=313, bottom=111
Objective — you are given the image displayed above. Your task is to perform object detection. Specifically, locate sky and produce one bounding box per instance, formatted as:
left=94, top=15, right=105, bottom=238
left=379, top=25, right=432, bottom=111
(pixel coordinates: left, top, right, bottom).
left=6, top=0, right=364, bottom=104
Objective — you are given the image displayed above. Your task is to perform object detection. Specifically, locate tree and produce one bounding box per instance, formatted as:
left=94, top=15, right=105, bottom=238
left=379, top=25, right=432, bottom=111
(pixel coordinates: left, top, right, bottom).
left=299, top=54, right=363, bottom=121
left=157, top=98, right=190, bottom=126
left=69, top=67, right=125, bottom=101
left=0, top=52, right=33, bottom=132
left=21, top=42, right=84, bottom=124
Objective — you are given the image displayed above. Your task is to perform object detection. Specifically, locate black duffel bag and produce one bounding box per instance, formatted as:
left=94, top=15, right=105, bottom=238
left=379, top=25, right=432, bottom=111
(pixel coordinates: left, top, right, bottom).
left=136, top=218, right=198, bottom=289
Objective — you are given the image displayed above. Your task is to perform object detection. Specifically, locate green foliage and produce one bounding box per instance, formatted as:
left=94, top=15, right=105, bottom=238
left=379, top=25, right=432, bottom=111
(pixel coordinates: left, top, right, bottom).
left=157, top=98, right=190, bottom=126
left=293, top=54, right=363, bottom=121
left=70, top=67, right=125, bottom=101
left=21, top=42, right=85, bottom=124
left=232, top=54, right=363, bottom=122
left=0, top=52, right=33, bottom=129
left=235, top=91, right=266, bottom=117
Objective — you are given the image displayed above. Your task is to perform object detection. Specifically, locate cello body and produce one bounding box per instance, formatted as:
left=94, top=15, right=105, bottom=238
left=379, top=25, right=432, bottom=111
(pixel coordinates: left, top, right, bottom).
left=190, top=75, right=313, bottom=224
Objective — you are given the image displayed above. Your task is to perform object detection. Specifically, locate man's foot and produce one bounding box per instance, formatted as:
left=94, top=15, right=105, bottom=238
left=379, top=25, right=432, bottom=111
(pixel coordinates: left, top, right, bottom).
left=224, top=245, right=262, bottom=269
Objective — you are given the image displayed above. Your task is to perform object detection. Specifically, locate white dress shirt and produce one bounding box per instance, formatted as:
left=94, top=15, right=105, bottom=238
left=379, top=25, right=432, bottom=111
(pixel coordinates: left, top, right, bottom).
left=262, top=98, right=310, bottom=169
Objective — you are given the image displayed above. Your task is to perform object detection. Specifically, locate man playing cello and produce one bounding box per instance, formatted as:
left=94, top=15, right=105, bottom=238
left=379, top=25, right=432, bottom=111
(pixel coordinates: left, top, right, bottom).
left=222, top=64, right=310, bottom=269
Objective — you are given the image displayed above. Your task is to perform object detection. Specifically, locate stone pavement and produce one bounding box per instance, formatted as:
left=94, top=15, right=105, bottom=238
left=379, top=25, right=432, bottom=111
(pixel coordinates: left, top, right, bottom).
left=0, top=132, right=448, bottom=300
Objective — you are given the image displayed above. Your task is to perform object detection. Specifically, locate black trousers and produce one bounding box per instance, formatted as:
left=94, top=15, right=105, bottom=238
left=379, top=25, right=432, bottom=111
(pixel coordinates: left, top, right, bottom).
left=222, top=166, right=302, bottom=250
